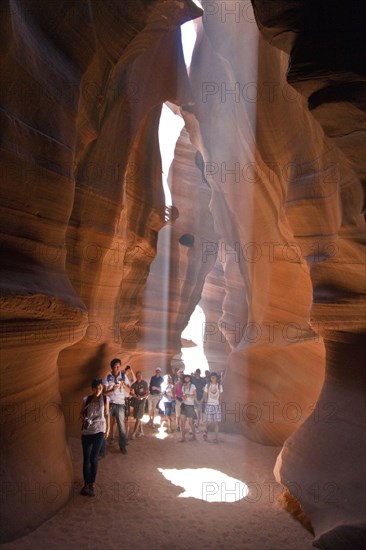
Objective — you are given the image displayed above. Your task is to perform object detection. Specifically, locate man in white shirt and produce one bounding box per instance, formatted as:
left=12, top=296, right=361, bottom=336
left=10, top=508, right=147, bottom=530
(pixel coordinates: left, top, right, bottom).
left=103, top=358, right=130, bottom=454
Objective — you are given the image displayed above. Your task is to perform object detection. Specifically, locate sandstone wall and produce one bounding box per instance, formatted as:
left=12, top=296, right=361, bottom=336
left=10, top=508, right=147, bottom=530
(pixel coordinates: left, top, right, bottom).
left=187, top=0, right=365, bottom=546
left=0, top=0, right=202, bottom=541
left=250, top=1, right=366, bottom=546
left=1, top=0, right=364, bottom=546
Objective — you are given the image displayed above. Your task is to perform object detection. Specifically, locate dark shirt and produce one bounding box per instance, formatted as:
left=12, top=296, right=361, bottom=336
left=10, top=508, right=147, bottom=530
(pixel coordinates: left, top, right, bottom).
left=131, top=379, right=148, bottom=398
left=192, top=376, right=206, bottom=400
left=149, top=375, right=164, bottom=395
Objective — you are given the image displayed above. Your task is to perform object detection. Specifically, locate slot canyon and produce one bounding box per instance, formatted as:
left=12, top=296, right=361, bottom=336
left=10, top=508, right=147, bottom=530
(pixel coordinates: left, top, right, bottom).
left=0, top=1, right=365, bottom=548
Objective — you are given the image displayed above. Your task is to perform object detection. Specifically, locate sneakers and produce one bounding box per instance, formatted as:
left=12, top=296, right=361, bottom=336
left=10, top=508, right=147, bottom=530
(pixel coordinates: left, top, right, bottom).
left=80, top=484, right=95, bottom=497
left=136, top=432, right=144, bottom=438
left=120, top=446, right=127, bottom=454
left=108, top=438, right=115, bottom=446
left=80, top=485, right=89, bottom=496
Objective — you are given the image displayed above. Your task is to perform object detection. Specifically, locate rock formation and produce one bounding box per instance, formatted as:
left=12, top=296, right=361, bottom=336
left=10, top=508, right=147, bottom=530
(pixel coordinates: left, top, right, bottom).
left=188, top=0, right=366, bottom=546
left=249, top=1, right=366, bottom=547
left=1, top=0, right=365, bottom=547
left=0, top=0, right=202, bottom=542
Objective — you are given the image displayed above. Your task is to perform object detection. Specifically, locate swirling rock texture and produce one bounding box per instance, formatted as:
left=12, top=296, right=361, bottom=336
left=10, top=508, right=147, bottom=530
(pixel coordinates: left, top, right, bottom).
left=1, top=0, right=365, bottom=547
left=250, top=1, right=366, bottom=547
left=0, top=0, right=202, bottom=542
left=187, top=0, right=365, bottom=547
left=187, top=2, right=327, bottom=446
left=123, top=123, right=218, bottom=374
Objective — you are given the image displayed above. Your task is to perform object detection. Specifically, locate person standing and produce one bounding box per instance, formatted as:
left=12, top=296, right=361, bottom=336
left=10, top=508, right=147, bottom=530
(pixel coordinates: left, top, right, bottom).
left=173, top=369, right=184, bottom=432
left=192, top=368, right=206, bottom=430
left=124, top=365, right=136, bottom=435
left=162, top=375, right=175, bottom=433
left=80, top=378, right=110, bottom=496
left=147, top=368, right=164, bottom=427
left=179, top=374, right=197, bottom=442
left=103, top=358, right=130, bottom=454
left=203, top=372, right=223, bottom=444
left=130, top=371, right=149, bottom=439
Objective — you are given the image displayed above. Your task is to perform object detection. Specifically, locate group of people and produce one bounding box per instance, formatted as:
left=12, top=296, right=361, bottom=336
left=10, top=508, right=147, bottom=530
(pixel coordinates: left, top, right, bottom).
left=80, top=359, right=224, bottom=497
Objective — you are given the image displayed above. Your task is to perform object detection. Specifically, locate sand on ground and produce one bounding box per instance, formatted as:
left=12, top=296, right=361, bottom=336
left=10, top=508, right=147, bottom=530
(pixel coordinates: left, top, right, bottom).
left=3, top=417, right=314, bottom=550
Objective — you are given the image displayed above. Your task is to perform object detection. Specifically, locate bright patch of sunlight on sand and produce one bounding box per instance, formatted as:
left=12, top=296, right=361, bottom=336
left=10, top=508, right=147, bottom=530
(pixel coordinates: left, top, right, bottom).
left=158, top=468, right=249, bottom=502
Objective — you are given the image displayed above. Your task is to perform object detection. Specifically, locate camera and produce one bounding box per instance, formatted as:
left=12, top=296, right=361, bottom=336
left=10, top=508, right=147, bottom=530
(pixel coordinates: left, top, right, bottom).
left=83, top=417, right=93, bottom=429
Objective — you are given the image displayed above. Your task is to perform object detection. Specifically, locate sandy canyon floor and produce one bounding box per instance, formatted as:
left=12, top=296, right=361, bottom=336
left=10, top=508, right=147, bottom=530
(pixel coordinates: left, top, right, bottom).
left=3, top=417, right=314, bottom=550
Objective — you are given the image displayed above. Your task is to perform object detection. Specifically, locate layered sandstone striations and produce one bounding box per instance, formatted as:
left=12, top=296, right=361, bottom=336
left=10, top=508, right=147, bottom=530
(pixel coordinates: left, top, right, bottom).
left=250, top=1, right=366, bottom=547
left=124, top=122, right=218, bottom=373
left=0, top=0, right=202, bottom=542
left=188, top=4, right=327, bottom=444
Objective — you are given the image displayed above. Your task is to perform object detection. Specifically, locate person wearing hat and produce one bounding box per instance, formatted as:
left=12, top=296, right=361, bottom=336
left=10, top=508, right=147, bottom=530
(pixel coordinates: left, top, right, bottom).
left=147, top=368, right=164, bottom=427
left=79, top=378, right=110, bottom=497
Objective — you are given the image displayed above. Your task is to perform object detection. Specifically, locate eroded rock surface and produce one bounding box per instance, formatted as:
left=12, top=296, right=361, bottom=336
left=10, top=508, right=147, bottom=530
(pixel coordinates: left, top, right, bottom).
left=0, top=0, right=202, bottom=542
left=1, top=0, right=365, bottom=547
left=186, top=1, right=365, bottom=546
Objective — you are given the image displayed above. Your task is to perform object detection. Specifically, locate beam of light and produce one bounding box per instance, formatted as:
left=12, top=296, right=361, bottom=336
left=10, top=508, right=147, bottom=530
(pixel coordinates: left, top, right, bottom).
left=158, top=467, right=249, bottom=502
left=181, top=20, right=197, bottom=70
left=158, top=104, right=184, bottom=207
left=181, top=304, right=210, bottom=372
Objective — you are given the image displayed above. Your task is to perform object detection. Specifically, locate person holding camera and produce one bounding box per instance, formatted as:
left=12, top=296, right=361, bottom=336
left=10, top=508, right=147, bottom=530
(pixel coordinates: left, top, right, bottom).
left=147, top=367, right=164, bottom=427
left=161, top=375, right=175, bottom=433
left=80, top=378, right=110, bottom=497
left=103, top=358, right=130, bottom=454
left=179, top=374, right=197, bottom=442
left=130, top=371, right=149, bottom=439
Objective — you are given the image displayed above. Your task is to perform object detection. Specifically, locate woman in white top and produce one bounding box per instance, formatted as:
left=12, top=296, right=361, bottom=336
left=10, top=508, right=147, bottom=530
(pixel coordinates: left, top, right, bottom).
left=162, top=375, right=175, bottom=433
left=179, top=374, right=197, bottom=442
left=203, top=372, right=223, bottom=444
left=80, top=378, right=110, bottom=496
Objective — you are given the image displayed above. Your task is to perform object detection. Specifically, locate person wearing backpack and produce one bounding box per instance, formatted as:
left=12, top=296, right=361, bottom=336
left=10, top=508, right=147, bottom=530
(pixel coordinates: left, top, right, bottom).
left=103, top=358, right=130, bottom=454
left=80, top=378, right=110, bottom=497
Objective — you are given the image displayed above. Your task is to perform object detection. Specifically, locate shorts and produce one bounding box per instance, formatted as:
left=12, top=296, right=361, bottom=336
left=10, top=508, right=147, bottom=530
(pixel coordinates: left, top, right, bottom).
left=194, top=398, right=204, bottom=412
left=133, top=399, right=146, bottom=420
left=164, top=402, right=173, bottom=416
left=148, top=394, right=161, bottom=413
left=205, top=403, right=221, bottom=423
left=125, top=397, right=131, bottom=419
left=181, top=403, right=195, bottom=419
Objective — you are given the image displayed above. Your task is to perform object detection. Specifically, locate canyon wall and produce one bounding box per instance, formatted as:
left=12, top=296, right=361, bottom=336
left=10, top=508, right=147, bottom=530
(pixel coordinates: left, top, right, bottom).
left=187, top=0, right=365, bottom=546
left=250, top=1, right=366, bottom=547
left=0, top=0, right=202, bottom=541
left=1, top=0, right=364, bottom=547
